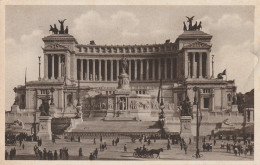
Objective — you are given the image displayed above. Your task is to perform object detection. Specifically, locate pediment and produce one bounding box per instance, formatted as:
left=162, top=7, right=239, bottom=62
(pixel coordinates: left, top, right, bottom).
left=44, top=43, right=68, bottom=50
left=183, top=41, right=211, bottom=49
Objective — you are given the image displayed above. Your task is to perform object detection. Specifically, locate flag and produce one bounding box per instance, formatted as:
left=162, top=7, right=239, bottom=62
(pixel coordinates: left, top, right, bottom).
left=222, top=69, right=226, bottom=75
left=157, top=78, right=162, bottom=103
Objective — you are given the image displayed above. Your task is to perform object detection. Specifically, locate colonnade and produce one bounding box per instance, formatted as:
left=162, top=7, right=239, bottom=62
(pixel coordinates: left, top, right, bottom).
left=76, top=58, right=178, bottom=81
left=44, top=54, right=66, bottom=80
left=187, top=52, right=210, bottom=78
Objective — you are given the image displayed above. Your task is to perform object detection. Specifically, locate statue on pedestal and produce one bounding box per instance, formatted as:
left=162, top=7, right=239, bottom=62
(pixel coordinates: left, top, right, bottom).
left=121, top=56, right=128, bottom=74
left=39, top=96, right=50, bottom=116
left=179, top=97, right=193, bottom=116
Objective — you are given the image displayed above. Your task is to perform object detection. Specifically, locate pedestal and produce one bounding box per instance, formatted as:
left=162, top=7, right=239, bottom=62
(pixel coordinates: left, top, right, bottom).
left=180, top=116, right=193, bottom=143
left=37, top=116, right=52, bottom=140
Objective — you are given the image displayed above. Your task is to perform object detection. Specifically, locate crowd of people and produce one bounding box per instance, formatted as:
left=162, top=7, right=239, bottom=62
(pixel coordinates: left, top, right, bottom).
left=220, top=140, right=254, bottom=156
left=5, top=132, right=254, bottom=160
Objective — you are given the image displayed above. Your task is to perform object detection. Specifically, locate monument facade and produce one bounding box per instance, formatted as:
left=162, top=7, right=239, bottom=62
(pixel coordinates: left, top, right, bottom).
left=6, top=18, right=243, bottom=138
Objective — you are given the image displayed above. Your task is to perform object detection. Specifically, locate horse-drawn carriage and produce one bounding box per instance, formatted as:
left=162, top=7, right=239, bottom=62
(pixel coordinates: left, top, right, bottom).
left=133, top=148, right=163, bottom=158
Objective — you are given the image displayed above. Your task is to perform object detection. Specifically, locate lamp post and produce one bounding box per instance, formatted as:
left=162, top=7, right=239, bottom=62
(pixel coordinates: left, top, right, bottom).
left=193, top=86, right=200, bottom=158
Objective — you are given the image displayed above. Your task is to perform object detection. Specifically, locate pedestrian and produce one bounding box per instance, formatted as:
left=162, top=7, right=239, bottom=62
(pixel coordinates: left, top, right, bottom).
left=124, top=144, right=127, bottom=152
left=79, top=148, right=83, bottom=157
left=78, top=136, right=81, bottom=142
left=112, top=139, right=114, bottom=146
left=54, top=150, right=58, bottom=160
left=89, top=153, right=94, bottom=160
left=13, top=147, right=16, bottom=157
left=180, top=141, right=183, bottom=150
left=189, top=138, right=191, bottom=144
left=214, top=139, right=216, bottom=146
left=94, top=148, right=98, bottom=158
left=167, top=142, right=171, bottom=150
left=94, top=137, right=96, bottom=144
left=39, top=150, right=42, bottom=160
left=5, top=150, right=8, bottom=160
left=22, top=143, right=25, bottom=150
left=19, top=139, right=22, bottom=147
left=43, top=148, right=47, bottom=160
left=100, top=136, right=102, bottom=143
left=50, top=151, right=53, bottom=160
left=9, top=149, right=13, bottom=160
left=52, top=136, right=56, bottom=144
left=59, top=149, right=62, bottom=160
left=184, top=143, right=188, bottom=154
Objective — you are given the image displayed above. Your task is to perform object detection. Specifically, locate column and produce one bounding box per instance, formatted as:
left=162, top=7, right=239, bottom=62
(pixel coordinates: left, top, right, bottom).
left=184, top=51, right=188, bottom=78
left=44, top=54, right=48, bottom=79
left=164, top=58, right=167, bottom=80
left=211, top=93, right=215, bottom=111
left=65, top=54, right=70, bottom=80
left=146, top=60, right=149, bottom=80
left=51, top=54, right=55, bottom=79
left=128, top=60, right=131, bottom=81
left=58, top=55, right=61, bottom=79
left=72, top=54, right=77, bottom=80
left=192, top=53, right=196, bottom=78
left=81, top=59, right=83, bottom=80
left=86, top=59, right=89, bottom=81
left=170, top=58, right=173, bottom=80
left=199, top=52, right=202, bottom=78
left=116, top=60, right=119, bottom=80
left=105, top=60, right=107, bottom=81
left=206, top=52, right=210, bottom=78
left=140, top=59, right=143, bottom=81
left=99, top=59, right=102, bottom=81
left=152, top=59, right=155, bottom=80
left=134, top=60, right=137, bottom=80
left=158, top=59, right=161, bottom=80
left=110, top=60, right=113, bottom=81
left=93, top=59, right=95, bottom=81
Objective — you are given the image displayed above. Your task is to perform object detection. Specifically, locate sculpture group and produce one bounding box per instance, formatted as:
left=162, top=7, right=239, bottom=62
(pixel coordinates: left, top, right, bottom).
left=183, top=16, right=202, bottom=31
left=49, top=19, right=69, bottom=34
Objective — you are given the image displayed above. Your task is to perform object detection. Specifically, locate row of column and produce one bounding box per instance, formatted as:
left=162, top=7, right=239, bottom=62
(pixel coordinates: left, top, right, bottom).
left=44, top=54, right=66, bottom=80
left=187, top=52, right=210, bottom=78
left=77, top=58, right=177, bottom=81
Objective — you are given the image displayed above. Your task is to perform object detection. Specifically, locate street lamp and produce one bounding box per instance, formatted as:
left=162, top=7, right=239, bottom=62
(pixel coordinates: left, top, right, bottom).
left=193, top=86, right=200, bottom=158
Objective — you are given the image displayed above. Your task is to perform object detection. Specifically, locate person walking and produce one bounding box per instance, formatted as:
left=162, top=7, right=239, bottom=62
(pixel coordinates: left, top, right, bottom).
left=94, top=137, right=96, bottom=144
left=79, top=148, right=83, bottom=157
left=112, top=139, right=114, bottom=146
left=54, top=150, right=58, bottom=160
left=184, top=143, right=188, bottom=154
left=5, top=150, right=8, bottom=160
left=22, top=144, right=25, bottom=150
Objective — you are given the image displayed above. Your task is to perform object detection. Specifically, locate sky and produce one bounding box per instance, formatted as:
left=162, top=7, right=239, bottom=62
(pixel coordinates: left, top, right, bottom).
left=5, top=5, right=256, bottom=110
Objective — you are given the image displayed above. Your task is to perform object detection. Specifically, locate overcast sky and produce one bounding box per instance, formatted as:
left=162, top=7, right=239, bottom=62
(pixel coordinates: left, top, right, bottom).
left=5, top=5, right=256, bottom=110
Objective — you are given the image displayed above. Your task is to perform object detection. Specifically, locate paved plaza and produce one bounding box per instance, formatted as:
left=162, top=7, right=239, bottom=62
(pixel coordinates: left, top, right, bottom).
left=5, top=138, right=254, bottom=160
